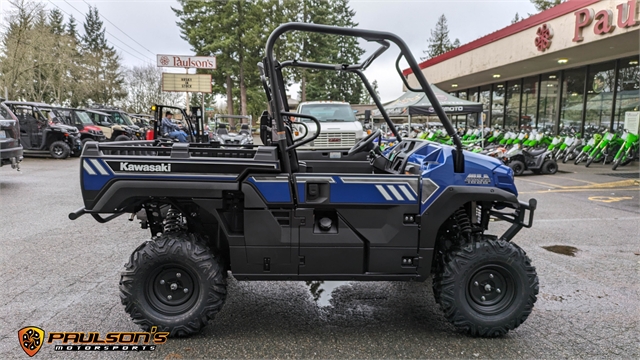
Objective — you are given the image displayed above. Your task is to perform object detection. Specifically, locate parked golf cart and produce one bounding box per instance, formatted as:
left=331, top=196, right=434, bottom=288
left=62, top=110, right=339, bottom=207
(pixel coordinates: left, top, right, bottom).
left=211, top=114, right=254, bottom=146
left=55, top=108, right=107, bottom=145
left=0, top=103, right=23, bottom=170
left=3, top=101, right=81, bottom=159
left=85, top=109, right=137, bottom=142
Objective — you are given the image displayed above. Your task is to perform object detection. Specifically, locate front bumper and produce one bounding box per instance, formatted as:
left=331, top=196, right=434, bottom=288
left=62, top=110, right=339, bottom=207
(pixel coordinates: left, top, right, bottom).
left=490, top=198, right=537, bottom=241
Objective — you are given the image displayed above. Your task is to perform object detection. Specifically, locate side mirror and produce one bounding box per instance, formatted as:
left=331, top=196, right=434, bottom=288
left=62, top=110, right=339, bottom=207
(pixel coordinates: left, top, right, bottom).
left=364, top=110, right=371, bottom=124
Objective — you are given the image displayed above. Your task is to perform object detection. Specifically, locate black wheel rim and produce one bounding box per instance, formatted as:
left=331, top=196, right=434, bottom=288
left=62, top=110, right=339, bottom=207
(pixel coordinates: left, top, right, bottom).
left=53, top=145, right=63, bottom=156
left=146, top=264, right=198, bottom=315
left=466, top=265, right=516, bottom=315
left=512, top=163, right=523, bottom=174
left=548, top=162, right=557, bottom=173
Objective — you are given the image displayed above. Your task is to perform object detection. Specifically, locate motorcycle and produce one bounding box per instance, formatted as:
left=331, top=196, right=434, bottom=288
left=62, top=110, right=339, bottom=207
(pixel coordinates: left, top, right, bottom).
left=611, top=130, right=639, bottom=170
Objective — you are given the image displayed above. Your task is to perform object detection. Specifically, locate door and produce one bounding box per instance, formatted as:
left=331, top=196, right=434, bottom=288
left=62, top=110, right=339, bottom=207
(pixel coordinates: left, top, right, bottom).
left=293, top=174, right=421, bottom=275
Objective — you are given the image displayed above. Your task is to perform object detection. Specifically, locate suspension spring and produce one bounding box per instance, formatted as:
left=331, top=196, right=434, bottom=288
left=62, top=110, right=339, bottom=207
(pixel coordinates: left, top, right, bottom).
left=453, top=208, right=472, bottom=236
left=163, top=207, right=182, bottom=233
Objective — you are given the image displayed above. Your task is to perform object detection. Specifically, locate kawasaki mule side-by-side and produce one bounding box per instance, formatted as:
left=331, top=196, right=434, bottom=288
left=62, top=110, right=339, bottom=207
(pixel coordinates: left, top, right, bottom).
left=4, top=101, right=82, bottom=159
left=69, top=23, right=538, bottom=338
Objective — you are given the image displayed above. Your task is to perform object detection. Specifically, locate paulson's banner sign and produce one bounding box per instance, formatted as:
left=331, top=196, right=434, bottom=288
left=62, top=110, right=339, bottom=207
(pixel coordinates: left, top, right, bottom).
left=162, top=73, right=212, bottom=93
left=157, top=54, right=216, bottom=69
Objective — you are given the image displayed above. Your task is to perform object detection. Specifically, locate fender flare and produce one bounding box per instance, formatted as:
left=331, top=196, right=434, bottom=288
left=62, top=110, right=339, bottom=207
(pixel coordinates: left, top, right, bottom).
left=419, top=186, right=519, bottom=249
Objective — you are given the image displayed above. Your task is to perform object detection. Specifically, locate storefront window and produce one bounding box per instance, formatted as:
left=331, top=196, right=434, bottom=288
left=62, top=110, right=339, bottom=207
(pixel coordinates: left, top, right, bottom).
left=614, top=56, right=639, bottom=130
left=479, top=85, right=491, bottom=127
left=585, top=61, right=616, bottom=131
left=491, top=83, right=505, bottom=128
left=521, top=76, right=538, bottom=130
left=538, top=72, right=559, bottom=132
left=505, top=80, right=521, bottom=129
left=468, top=88, right=479, bottom=127
left=559, top=67, right=586, bottom=131
left=458, top=91, right=467, bottom=100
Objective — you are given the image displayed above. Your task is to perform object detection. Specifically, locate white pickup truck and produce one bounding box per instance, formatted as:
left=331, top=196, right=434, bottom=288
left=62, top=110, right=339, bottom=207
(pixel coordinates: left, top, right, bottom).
left=294, top=101, right=364, bottom=149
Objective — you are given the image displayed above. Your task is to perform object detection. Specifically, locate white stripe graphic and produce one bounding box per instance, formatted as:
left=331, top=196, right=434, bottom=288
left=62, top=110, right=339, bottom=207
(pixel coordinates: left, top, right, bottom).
left=89, top=159, right=109, bottom=175
left=83, top=160, right=97, bottom=175
left=399, top=185, right=416, bottom=201
left=386, top=185, right=404, bottom=201
left=375, top=185, right=393, bottom=201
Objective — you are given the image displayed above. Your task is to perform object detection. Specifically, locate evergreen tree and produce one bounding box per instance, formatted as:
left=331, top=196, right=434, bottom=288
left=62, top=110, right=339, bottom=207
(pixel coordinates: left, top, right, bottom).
left=66, top=15, right=78, bottom=38
left=49, top=8, right=65, bottom=35
left=530, top=0, right=564, bottom=12
left=421, top=14, right=458, bottom=61
left=511, top=13, right=521, bottom=24
left=81, top=6, right=125, bottom=104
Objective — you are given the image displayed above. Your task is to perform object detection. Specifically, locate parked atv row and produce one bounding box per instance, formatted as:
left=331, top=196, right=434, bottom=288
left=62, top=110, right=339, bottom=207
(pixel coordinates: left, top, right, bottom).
left=0, top=101, right=150, bottom=160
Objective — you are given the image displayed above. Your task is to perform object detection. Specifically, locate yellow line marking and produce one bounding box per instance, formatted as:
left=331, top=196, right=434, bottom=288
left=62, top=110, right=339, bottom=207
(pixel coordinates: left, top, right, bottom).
left=588, top=196, right=634, bottom=203
left=519, top=187, right=640, bottom=194
left=518, top=178, right=639, bottom=190
left=517, top=178, right=562, bottom=188
left=561, top=177, right=597, bottom=185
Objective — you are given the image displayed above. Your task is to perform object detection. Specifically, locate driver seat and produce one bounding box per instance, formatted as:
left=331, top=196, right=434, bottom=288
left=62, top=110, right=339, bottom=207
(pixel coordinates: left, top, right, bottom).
left=216, top=124, right=228, bottom=135
left=523, top=148, right=547, bottom=157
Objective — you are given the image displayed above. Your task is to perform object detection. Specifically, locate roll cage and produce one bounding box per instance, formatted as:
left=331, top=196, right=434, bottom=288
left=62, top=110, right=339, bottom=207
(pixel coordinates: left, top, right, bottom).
left=262, top=23, right=465, bottom=174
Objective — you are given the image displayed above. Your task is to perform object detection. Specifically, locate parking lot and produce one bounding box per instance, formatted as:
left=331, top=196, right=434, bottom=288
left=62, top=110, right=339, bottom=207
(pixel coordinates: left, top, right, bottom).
left=1, top=158, right=638, bottom=359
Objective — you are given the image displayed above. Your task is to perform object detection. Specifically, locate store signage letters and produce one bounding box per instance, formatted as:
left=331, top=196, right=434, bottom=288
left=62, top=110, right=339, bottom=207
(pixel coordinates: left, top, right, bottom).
left=573, top=0, right=638, bottom=42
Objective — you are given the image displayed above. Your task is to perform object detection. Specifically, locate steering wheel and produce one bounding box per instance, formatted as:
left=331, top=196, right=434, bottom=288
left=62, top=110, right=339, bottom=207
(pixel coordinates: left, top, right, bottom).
left=349, top=129, right=381, bottom=155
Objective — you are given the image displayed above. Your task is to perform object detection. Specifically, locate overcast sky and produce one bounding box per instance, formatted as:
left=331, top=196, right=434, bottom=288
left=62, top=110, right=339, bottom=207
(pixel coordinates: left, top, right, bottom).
left=21, top=0, right=538, bottom=103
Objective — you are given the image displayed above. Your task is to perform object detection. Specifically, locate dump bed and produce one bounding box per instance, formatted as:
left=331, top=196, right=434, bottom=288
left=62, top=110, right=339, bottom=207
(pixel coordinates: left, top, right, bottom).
left=79, top=141, right=280, bottom=212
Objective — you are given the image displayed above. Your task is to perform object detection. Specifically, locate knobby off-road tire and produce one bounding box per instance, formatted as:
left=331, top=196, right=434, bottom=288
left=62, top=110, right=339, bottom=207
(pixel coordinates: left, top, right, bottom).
left=542, top=160, right=558, bottom=174
left=114, top=135, right=131, bottom=141
left=434, top=239, right=538, bottom=337
left=509, top=160, right=525, bottom=176
left=119, top=233, right=227, bottom=337
left=49, top=141, right=70, bottom=159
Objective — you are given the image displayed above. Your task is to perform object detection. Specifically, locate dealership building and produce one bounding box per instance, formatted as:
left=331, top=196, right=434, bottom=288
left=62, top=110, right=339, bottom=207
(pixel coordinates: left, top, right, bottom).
left=404, top=0, right=639, bottom=134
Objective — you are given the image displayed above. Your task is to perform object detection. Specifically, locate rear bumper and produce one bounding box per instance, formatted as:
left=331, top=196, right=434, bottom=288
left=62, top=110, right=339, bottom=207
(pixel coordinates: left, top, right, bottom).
left=0, top=145, right=23, bottom=168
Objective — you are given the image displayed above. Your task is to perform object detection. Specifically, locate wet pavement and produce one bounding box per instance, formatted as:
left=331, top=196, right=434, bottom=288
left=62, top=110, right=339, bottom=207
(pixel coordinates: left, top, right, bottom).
left=0, top=158, right=638, bottom=359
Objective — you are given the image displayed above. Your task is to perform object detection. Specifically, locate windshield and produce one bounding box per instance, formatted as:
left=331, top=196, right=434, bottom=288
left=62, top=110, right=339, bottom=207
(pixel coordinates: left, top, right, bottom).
left=299, top=103, right=356, bottom=122
left=39, top=108, right=63, bottom=123
left=111, top=112, right=134, bottom=125
left=76, top=111, right=94, bottom=124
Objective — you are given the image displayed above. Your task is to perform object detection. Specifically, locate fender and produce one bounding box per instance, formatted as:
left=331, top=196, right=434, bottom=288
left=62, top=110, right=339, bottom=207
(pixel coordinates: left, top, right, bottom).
left=420, top=186, right=519, bottom=249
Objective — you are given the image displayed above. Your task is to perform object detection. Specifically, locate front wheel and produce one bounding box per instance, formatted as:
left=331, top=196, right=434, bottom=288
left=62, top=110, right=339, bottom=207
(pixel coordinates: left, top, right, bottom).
left=433, top=239, right=539, bottom=337
left=585, top=156, right=594, bottom=167
left=119, top=233, right=227, bottom=337
left=114, top=135, right=131, bottom=142
left=509, top=160, right=525, bottom=176
left=49, top=141, right=71, bottom=159
left=542, top=160, right=558, bottom=174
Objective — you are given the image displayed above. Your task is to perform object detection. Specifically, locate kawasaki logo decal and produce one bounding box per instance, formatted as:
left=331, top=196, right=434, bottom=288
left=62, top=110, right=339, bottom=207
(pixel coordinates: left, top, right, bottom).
left=119, top=162, right=171, bottom=172
left=465, top=174, right=491, bottom=185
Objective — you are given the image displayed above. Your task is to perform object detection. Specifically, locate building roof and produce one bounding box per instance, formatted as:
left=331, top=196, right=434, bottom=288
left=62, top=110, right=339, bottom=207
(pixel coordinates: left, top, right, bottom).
left=403, top=0, right=601, bottom=76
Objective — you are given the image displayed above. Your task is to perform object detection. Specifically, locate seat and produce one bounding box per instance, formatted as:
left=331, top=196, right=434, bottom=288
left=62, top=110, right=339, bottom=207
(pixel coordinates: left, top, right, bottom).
left=216, top=124, right=229, bottom=135
left=239, top=124, right=250, bottom=135
left=523, top=148, right=547, bottom=157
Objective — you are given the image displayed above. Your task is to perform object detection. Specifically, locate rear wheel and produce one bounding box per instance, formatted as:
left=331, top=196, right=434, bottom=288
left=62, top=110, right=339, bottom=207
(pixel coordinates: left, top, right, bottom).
left=620, top=148, right=636, bottom=167
left=49, top=141, right=70, bottom=159
left=119, top=233, right=227, bottom=337
left=509, top=160, right=525, bottom=176
left=433, top=239, right=538, bottom=337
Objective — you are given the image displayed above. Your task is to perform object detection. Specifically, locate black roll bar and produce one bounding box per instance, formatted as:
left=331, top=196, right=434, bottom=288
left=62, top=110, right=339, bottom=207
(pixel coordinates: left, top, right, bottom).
left=265, top=22, right=465, bottom=173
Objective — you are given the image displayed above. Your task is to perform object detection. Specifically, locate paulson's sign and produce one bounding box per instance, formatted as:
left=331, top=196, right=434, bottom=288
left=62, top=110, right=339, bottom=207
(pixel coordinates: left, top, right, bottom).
left=157, top=55, right=216, bottom=69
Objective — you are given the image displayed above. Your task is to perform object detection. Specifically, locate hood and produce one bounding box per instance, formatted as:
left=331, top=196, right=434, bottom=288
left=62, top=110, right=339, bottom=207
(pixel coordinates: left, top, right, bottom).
left=302, top=121, right=362, bottom=133
left=52, top=123, right=79, bottom=133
